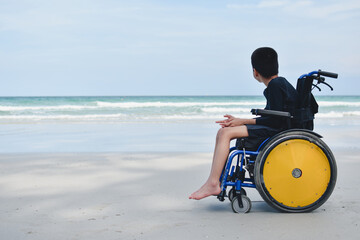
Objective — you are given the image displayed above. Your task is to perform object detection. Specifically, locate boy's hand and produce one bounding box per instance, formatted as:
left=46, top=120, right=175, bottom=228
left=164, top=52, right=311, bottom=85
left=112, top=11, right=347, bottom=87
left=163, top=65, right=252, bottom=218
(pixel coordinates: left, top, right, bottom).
left=216, top=114, right=240, bottom=128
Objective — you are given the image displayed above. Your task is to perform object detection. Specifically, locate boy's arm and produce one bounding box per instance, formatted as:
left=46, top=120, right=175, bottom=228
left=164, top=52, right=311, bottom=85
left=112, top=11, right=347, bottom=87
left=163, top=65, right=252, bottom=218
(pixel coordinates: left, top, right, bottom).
left=256, top=81, right=284, bottom=126
left=217, top=115, right=256, bottom=128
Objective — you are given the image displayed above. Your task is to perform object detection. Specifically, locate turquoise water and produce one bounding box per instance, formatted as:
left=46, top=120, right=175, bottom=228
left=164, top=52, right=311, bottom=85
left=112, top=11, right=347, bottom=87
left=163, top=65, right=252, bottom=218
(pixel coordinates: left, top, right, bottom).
left=0, top=96, right=359, bottom=152
left=1, top=96, right=359, bottom=123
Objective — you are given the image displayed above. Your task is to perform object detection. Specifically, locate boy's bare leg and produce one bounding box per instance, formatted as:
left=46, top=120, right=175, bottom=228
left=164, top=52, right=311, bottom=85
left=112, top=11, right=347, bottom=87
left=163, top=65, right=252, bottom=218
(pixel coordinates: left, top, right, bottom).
left=189, top=126, right=248, bottom=200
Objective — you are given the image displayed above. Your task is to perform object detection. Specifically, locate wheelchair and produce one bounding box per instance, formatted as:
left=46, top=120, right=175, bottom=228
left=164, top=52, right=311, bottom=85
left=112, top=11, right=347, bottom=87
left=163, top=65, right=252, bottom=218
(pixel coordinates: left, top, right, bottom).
left=217, top=70, right=338, bottom=213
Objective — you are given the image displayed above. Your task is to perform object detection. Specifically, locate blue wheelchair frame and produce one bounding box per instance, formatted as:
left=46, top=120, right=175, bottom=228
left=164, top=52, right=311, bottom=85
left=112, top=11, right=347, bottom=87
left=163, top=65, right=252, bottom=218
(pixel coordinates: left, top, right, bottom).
left=219, top=140, right=268, bottom=194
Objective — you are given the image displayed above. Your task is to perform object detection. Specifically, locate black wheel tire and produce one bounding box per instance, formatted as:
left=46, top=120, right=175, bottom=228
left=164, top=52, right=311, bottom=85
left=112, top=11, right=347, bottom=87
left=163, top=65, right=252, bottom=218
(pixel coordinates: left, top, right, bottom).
left=231, top=195, right=252, bottom=213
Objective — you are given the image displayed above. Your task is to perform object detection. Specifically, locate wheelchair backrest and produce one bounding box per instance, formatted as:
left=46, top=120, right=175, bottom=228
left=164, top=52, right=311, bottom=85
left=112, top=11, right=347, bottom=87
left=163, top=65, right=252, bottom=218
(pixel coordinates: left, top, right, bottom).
left=293, top=76, right=319, bottom=130
left=292, top=70, right=337, bottom=130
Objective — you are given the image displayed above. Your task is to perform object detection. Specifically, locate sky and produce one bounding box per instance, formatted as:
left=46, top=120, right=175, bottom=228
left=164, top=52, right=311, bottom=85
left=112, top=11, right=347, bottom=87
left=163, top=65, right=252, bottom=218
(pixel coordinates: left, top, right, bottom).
left=0, top=0, right=359, bottom=96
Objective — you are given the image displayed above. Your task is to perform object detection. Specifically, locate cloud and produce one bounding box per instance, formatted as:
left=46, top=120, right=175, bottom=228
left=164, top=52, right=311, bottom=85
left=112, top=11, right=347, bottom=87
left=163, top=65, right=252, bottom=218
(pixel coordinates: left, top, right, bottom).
left=227, top=0, right=360, bottom=19
left=226, top=0, right=295, bottom=10
left=303, top=1, right=360, bottom=19
left=257, top=1, right=289, bottom=8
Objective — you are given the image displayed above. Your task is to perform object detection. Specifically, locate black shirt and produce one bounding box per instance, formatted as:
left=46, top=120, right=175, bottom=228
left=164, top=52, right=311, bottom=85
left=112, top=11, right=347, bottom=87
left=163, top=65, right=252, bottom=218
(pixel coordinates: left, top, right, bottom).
left=255, top=77, right=298, bottom=129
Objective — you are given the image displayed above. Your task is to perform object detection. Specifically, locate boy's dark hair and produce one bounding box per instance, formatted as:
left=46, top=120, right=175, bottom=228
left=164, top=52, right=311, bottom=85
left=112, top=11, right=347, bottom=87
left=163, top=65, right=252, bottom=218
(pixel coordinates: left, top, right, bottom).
left=251, top=47, right=279, bottom=78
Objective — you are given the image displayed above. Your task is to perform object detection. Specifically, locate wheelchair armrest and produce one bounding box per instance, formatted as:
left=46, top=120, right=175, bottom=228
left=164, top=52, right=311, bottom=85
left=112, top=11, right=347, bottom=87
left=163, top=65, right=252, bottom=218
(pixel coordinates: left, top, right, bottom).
left=251, top=109, right=292, bottom=118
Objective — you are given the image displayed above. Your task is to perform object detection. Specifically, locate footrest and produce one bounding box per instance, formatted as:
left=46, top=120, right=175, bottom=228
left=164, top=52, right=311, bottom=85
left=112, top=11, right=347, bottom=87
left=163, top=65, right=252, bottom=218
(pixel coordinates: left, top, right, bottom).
left=217, top=190, right=226, bottom=202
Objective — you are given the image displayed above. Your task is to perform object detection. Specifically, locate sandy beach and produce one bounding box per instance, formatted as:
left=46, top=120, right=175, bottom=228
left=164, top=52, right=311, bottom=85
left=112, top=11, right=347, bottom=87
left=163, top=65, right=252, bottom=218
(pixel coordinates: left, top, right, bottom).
left=0, top=147, right=359, bottom=240
left=1, top=96, right=360, bottom=239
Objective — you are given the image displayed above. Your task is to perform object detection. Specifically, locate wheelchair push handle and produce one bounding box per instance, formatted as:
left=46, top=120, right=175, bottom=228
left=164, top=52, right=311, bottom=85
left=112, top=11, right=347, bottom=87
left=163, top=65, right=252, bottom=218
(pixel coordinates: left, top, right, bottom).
left=299, top=70, right=338, bottom=80
left=318, top=70, right=338, bottom=79
left=299, top=69, right=338, bottom=92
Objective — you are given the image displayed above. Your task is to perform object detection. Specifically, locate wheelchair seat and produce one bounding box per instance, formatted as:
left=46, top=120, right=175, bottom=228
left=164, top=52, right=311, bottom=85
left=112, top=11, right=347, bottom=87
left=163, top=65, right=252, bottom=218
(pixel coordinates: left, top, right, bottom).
left=235, top=137, right=268, bottom=152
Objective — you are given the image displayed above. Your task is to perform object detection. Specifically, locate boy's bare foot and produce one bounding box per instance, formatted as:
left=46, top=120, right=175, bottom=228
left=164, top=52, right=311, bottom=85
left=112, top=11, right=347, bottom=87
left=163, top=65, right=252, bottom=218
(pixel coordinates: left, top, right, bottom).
left=189, top=181, right=221, bottom=200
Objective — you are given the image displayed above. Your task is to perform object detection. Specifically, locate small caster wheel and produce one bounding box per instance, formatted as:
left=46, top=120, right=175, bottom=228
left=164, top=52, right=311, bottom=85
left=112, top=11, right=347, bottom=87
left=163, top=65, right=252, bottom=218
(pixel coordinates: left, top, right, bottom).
left=228, top=188, right=247, bottom=202
left=231, top=195, right=251, bottom=213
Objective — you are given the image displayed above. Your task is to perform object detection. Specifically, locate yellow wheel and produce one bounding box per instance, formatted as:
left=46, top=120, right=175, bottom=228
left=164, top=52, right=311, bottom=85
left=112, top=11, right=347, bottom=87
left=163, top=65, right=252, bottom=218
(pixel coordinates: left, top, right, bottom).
left=254, top=130, right=337, bottom=212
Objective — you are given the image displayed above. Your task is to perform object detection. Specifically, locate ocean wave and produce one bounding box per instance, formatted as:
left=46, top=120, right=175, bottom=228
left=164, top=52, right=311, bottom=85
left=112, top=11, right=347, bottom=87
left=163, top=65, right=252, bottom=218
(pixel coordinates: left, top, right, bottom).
left=317, top=101, right=360, bottom=107
left=0, top=113, right=254, bottom=122
left=0, top=113, right=126, bottom=121
left=317, top=111, right=360, bottom=118
left=1, top=110, right=359, bottom=122
left=1, top=100, right=358, bottom=112
left=0, top=105, right=98, bottom=111
left=1, top=97, right=359, bottom=123
left=201, top=107, right=251, bottom=113
left=95, top=101, right=265, bottom=108
left=0, top=101, right=265, bottom=112
left=161, top=114, right=253, bottom=120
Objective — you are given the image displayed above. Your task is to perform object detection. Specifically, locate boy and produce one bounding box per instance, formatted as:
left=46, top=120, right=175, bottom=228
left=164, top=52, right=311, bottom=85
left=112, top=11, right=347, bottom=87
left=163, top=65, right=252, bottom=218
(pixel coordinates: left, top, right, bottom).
left=189, top=47, right=298, bottom=200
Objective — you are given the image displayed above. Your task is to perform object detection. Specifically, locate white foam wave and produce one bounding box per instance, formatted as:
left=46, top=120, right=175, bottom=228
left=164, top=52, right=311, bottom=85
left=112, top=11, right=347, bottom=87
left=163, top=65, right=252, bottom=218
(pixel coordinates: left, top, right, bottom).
left=0, top=114, right=126, bottom=121
left=1, top=111, right=358, bottom=122
left=1, top=100, right=358, bottom=112
left=317, top=111, right=360, bottom=118
left=0, top=113, right=254, bottom=122
left=0, top=105, right=98, bottom=111
left=95, top=101, right=265, bottom=108
left=201, top=107, right=251, bottom=113
left=0, top=101, right=264, bottom=112
left=317, top=101, right=360, bottom=107
left=146, top=114, right=253, bottom=120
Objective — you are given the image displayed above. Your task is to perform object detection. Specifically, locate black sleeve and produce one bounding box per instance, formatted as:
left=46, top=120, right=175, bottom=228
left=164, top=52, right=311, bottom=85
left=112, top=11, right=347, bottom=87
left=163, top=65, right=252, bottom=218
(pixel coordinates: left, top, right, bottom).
left=255, top=81, right=285, bottom=128
left=266, top=82, right=284, bottom=111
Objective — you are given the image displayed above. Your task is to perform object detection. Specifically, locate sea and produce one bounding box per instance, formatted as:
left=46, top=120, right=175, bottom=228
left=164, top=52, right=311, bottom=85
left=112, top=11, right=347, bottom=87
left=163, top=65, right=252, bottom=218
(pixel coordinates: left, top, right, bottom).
left=0, top=96, right=359, bottom=153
